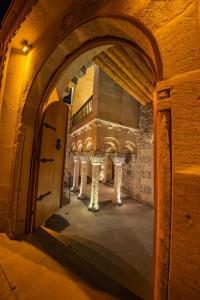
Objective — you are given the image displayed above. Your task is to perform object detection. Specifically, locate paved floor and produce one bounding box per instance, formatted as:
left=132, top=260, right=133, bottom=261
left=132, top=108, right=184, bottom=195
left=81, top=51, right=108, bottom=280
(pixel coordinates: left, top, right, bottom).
left=0, top=232, right=136, bottom=300
left=46, top=184, right=154, bottom=282
left=0, top=184, right=153, bottom=300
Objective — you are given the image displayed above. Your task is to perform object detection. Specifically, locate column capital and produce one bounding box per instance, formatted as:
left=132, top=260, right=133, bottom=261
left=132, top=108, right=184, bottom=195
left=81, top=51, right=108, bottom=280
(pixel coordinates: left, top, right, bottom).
left=72, top=155, right=80, bottom=162
left=80, top=155, right=89, bottom=164
left=90, top=155, right=104, bottom=165
left=112, top=156, right=125, bottom=166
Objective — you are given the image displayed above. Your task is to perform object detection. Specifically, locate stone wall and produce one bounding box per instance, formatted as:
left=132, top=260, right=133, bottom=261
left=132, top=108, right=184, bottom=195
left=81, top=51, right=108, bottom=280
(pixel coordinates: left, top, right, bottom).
left=97, top=69, right=139, bottom=129
left=68, top=67, right=153, bottom=206
left=122, top=103, right=153, bottom=206
left=68, top=103, right=154, bottom=206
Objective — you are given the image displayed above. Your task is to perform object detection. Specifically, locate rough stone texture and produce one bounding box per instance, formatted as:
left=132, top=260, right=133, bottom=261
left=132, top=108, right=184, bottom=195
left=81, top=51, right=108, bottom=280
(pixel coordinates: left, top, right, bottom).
left=169, top=169, right=200, bottom=300
left=122, top=104, right=154, bottom=206
left=154, top=110, right=172, bottom=300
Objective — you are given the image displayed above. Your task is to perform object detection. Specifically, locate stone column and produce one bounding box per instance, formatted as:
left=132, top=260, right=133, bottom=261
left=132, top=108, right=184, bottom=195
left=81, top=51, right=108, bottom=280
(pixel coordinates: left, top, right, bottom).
left=112, top=157, right=125, bottom=205
left=102, top=153, right=109, bottom=183
left=88, top=156, right=104, bottom=212
left=71, top=156, right=80, bottom=192
left=78, top=156, right=89, bottom=199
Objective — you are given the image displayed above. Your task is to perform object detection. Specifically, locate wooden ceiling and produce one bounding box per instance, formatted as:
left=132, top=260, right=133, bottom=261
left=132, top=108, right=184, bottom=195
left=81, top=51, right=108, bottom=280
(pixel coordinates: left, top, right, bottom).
left=92, top=45, right=156, bottom=105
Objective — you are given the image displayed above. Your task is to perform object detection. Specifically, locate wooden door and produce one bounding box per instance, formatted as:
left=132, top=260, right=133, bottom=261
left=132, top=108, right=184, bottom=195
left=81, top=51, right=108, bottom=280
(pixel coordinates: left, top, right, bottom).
left=35, top=101, right=68, bottom=228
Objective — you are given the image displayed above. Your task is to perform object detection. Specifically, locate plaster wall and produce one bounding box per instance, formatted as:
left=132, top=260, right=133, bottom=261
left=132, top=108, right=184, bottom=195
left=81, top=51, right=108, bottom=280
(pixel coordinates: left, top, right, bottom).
left=122, top=104, right=153, bottom=206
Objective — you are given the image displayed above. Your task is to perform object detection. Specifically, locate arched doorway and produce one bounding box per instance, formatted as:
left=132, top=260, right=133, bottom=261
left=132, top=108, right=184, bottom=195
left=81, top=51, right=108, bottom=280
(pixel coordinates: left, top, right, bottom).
left=25, top=37, right=163, bottom=300
left=2, top=9, right=171, bottom=300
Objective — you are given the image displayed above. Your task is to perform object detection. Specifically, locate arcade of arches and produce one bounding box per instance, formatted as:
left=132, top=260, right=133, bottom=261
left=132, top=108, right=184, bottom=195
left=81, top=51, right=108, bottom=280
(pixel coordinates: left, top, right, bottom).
left=0, top=1, right=200, bottom=300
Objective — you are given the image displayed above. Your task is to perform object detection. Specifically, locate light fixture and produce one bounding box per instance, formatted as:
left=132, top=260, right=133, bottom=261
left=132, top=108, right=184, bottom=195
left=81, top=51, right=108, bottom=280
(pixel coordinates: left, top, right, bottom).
left=21, top=41, right=32, bottom=53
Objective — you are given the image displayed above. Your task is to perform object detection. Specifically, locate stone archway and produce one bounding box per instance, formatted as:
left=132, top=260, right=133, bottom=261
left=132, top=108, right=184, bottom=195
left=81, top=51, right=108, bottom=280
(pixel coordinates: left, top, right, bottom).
left=5, top=15, right=161, bottom=237
left=1, top=6, right=169, bottom=300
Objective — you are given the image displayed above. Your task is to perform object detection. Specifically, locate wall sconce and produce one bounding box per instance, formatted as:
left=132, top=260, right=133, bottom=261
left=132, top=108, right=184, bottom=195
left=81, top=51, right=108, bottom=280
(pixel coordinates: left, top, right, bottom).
left=22, top=41, right=32, bottom=54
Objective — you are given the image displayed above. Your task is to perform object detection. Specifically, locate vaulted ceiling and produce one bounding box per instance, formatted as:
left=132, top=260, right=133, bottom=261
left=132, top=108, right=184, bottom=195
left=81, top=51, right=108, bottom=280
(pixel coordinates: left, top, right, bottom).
left=92, top=45, right=156, bottom=105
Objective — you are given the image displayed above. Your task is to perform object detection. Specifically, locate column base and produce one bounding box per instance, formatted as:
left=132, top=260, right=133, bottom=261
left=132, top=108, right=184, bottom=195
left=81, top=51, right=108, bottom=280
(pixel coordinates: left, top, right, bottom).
left=71, top=187, right=79, bottom=193
left=88, top=205, right=99, bottom=212
left=78, top=193, right=87, bottom=200
left=117, top=202, right=123, bottom=206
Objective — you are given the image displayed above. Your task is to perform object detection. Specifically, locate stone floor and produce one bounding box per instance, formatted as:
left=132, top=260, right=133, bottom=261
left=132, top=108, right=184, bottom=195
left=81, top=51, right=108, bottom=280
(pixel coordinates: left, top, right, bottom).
left=0, top=232, right=137, bottom=300
left=46, top=184, right=154, bottom=282
left=0, top=184, right=153, bottom=300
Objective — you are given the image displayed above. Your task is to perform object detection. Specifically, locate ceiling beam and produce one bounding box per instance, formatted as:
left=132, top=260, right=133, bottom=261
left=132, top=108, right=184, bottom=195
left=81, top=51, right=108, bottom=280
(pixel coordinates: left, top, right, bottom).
left=119, top=46, right=156, bottom=85
left=105, top=47, right=153, bottom=98
left=93, top=55, right=148, bottom=106
left=95, top=52, right=152, bottom=103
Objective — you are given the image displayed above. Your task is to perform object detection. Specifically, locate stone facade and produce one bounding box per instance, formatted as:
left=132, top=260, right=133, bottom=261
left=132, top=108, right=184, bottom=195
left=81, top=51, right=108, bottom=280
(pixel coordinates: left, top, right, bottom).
left=68, top=103, right=153, bottom=206
left=122, top=104, right=153, bottom=206
left=67, top=67, right=154, bottom=206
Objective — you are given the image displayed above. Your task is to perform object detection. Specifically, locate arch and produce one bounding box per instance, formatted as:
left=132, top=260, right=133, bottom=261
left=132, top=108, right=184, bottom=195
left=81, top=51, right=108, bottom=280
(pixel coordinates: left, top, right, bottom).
left=22, top=16, right=162, bottom=126
left=101, top=137, right=120, bottom=152
left=84, top=137, right=94, bottom=152
left=124, top=141, right=137, bottom=153
left=5, top=10, right=162, bottom=241
left=76, top=140, right=83, bottom=152
left=101, top=142, right=118, bottom=153
left=17, top=17, right=161, bottom=234
left=71, top=142, right=76, bottom=152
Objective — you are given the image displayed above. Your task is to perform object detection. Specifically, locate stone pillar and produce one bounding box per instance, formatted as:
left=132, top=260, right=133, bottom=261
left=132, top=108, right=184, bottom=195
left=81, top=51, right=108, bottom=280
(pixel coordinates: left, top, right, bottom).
left=88, top=156, right=104, bottom=212
left=71, top=156, right=80, bottom=192
left=78, top=156, right=89, bottom=199
left=112, top=157, right=125, bottom=205
left=102, top=153, right=109, bottom=183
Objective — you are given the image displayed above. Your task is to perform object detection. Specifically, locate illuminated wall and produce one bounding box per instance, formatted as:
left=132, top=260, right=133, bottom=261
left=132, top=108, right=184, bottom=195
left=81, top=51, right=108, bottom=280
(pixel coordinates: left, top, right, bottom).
left=72, top=65, right=95, bottom=115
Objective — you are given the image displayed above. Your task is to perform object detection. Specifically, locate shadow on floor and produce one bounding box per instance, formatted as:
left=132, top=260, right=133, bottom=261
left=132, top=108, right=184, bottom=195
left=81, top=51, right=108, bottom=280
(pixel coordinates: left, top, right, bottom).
left=45, top=214, right=70, bottom=232
left=27, top=228, right=142, bottom=300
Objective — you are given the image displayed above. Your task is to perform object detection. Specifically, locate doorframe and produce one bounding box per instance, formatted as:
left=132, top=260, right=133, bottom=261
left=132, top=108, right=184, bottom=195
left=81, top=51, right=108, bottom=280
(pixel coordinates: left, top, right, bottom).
left=24, top=35, right=171, bottom=300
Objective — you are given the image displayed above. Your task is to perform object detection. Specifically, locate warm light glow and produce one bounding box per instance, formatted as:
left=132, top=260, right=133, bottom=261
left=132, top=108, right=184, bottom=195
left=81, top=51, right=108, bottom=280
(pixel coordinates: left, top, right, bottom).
left=22, top=42, right=32, bottom=54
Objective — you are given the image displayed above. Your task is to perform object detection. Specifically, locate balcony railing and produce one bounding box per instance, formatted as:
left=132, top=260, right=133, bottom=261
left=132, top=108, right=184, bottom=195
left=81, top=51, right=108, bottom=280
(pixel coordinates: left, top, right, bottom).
left=72, top=96, right=93, bottom=126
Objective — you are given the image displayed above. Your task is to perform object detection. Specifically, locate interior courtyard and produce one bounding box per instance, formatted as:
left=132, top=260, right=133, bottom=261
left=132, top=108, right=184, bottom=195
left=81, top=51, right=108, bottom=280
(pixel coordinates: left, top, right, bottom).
left=0, top=1, right=200, bottom=299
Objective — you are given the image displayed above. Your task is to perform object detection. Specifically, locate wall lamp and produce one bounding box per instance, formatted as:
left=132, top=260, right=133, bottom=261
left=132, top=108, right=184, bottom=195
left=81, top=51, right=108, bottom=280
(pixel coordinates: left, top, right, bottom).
left=21, top=40, right=32, bottom=54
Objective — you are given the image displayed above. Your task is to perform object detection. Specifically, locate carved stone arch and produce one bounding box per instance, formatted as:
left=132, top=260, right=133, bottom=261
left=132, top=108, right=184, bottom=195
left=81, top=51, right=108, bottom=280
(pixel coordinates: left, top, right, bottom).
left=6, top=8, right=162, bottom=239
left=124, top=141, right=137, bottom=153
left=71, top=142, right=76, bottom=152
left=84, top=137, right=94, bottom=152
left=18, top=16, right=161, bottom=235
left=76, top=140, right=83, bottom=152
left=101, top=137, right=120, bottom=152
left=22, top=15, right=162, bottom=127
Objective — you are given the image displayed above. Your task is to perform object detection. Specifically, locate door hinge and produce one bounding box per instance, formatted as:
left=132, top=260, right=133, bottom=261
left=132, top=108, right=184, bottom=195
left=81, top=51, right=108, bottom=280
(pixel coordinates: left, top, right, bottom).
left=43, top=122, right=56, bottom=131
left=39, top=158, right=54, bottom=163
left=37, top=191, right=52, bottom=201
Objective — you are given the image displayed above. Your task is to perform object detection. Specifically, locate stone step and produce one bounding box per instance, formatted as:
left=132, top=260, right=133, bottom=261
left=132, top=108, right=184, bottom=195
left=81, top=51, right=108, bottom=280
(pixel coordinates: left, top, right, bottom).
left=34, top=226, right=151, bottom=300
